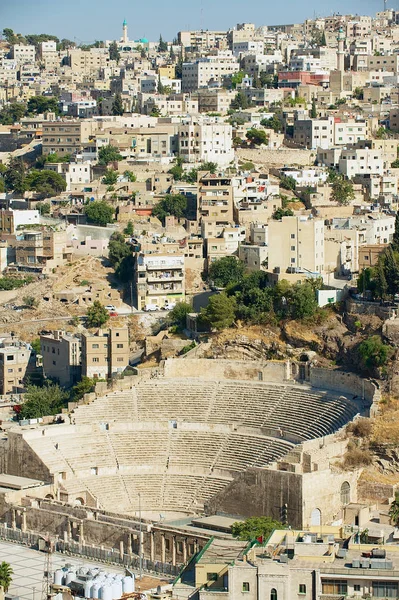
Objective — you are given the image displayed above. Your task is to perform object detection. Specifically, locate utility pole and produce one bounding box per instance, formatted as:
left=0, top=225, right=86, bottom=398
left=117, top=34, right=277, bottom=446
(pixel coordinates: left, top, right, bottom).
left=42, top=536, right=53, bottom=600
left=139, top=492, right=142, bottom=579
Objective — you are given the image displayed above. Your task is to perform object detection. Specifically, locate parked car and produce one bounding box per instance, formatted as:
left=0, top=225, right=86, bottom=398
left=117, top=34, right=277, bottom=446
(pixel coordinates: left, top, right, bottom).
left=105, top=305, right=116, bottom=311
left=144, top=304, right=159, bottom=312
left=164, top=302, right=176, bottom=310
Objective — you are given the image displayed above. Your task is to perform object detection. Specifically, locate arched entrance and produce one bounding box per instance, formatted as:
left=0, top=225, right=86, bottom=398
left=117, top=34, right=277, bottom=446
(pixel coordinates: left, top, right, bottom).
left=310, top=508, right=321, bottom=526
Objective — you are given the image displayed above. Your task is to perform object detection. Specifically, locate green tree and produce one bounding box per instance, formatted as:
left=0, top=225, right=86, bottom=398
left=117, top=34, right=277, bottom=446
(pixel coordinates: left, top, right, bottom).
left=260, top=114, right=282, bottom=133
left=331, top=176, right=355, bottom=205
left=123, top=170, right=136, bottom=182
left=231, top=517, right=285, bottom=542
left=30, top=338, right=41, bottom=354
left=201, top=293, right=237, bottom=330
left=158, top=35, right=168, bottom=52
left=2, top=28, right=18, bottom=44
left=150, top=105, right=161, bottom=117
left=280, top=175, right=296, bottom=191
left=231, top=71, right=245, bottom=89
left=23, top=295, right=39, bottom=309
left=20, top=382, right=68, bottom=419
left=290, top=282, right=318, bottom=320
left=310, top=97, right=317, bottom=118
left=375, top=127, right=388, bottom=139
left=108, top=232, right=131, bottom=267
left=169, top=301, right=192, bottom=330
left=353, top=87, right=364, bottom=100
left=0, top=102, right=26, bottom=125
left=208, top=257, right=245, bottom=288
left=358, top=335, right=392, bottom=371
left=112, top=93, right=124, bottom=116
left=157, top=75, right=165, bottom=94
left=109, top=41, right=120, bottom=63
left=86, top=301, right=110, bottom=328
left=98, top=144, right=122, bottom=165
left=71, top=376, right=96, bottom=401
left=152, top=194, right=188, bottom=223
left=230, top=91, right=248, bottom=110
left=383, top=246, right=399, bottom=300
left=102, top=168, right=118, bottom=185
left=24, top=170, right=66, bottom=197
left=4, top=157, right=26, bottom=193
left=0, top=562, right=13, bottom=592
left=392, top=212, right=399, bottom=251
left=27, top=96, right=59, bottom=115
left=246, top=128, right=268, bottom=146
left=124, top=221, right=134, bottom=236
left=272, top=208, right=294, bottom=220
left=85, top=201, right=114, bottom=226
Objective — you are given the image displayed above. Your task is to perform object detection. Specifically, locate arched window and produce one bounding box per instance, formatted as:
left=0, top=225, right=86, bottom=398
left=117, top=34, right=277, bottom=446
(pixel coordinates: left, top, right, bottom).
left=271, top=589, right=278, bottom=600
left=341, top=481, right=350, bottom=505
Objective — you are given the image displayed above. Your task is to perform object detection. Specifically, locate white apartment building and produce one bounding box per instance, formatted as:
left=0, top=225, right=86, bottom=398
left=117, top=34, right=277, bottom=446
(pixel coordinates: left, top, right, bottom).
left=268, top=216, right=325, bottom=275
left=178, top=121, right=234, bottom=166
left=338, top=148, right=384, bottom=178
left=135, top=254, right=185, bottom=310
left=293, top=116, right=334, bottom=150
left=279, top=167, right=328, bottom=186
left=241, top=52, right=283, bottom=75
left=10, top=44, right=36, bottom=63
left=232, top=41, right=265, bottom=57
left=368, top=54, right=399, bottom=73
left=334, top=120, right=367, bottom=145
left=182, top=54, right=239, bottom=92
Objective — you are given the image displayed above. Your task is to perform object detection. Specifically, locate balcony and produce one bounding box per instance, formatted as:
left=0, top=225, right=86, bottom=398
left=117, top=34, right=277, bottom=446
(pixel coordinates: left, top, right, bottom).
left=147, top=273, right=184, bottom=282
left=145, top=262, right=184, bottom=271
left=147, top=286, right=183, bottom=295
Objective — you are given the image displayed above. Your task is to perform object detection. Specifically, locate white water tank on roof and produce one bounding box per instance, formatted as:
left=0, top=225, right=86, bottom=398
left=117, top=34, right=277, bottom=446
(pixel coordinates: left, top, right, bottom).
left=122, top=576, right=134, bottom=594
left=54, top=570, right=64, bottom=586
left=112, top=580, right=122, bottom=599
left=101, top=584, right=113, bottom=600
left=84, top=581, right=93, bottom=598
left=65, top=570, right=75, bottom=585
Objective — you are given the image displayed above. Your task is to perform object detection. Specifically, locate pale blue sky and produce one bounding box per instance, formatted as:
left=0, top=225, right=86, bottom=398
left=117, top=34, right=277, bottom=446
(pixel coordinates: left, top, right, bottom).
left=0, top=0, right=387, bottom=44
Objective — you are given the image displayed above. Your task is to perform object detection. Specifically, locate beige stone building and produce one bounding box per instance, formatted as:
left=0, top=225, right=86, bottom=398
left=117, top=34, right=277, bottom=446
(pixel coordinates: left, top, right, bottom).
left=15, top=230, right=71, bottom=273
left=40, top=331, right=81, bottom=388
left=0, top=338, right=33, bottom=395
left=81, top=327, right=129, bottom=380
left=268, top=216, right=325, bottom=276
left=197, top=171, right=234, bottom=236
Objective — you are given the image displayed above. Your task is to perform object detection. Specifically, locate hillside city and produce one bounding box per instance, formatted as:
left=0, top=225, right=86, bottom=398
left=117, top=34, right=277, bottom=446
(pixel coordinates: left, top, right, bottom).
left=0, top=6, right=399, bottom=600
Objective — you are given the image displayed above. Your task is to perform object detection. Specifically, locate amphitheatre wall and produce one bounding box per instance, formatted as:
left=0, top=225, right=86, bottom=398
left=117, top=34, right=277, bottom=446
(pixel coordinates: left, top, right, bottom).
left=309, top=368, right=380, bottom=411
left=162, top=358, right=290, bottom=382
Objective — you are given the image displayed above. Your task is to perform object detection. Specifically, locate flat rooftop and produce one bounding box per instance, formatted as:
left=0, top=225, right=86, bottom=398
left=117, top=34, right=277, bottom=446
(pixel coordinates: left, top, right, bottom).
left=0, top=473, right=45, bottom=490
left=191, top=515, right=242, bottom=533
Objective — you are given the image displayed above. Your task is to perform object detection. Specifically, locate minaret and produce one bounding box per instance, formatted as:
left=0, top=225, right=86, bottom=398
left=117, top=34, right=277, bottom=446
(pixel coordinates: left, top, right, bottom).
left=337, top=26, right=345, bottom=72
left=122, top=19, right=128, bottom=44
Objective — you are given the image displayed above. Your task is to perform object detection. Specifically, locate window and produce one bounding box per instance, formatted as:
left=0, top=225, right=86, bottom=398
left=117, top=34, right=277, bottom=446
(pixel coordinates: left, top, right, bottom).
left=372, top=582, right=398, bottom=598
left=322, top=580, right=347, bottom=595
left=299, top=584, right=306, bottom=594
left=116, top=344, right=124, bottom=348
left=207, top=573, right=218, bottom=582
left=93, top=357, right=99, bottom=363
left=340, top=481, right=350, bottom=505
left=354, top=585, right=361, bottom=592
left=6, top=355, right=14, bottom=361
left=271, top=589, right=278, bottom=600
left=242, top=582, right=250, bottom=592
left=177, top=541, right=183, bottom=553
left=92, top=344, right=99, bottom=349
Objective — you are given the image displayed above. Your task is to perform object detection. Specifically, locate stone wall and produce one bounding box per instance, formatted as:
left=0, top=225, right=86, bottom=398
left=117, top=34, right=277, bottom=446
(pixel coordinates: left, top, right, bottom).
left=236, top=148, right=313, bottom=167
left=346, top=298, right=391, bottom=320
left=163, top=358, right=290, bottom=382
left=205, top=468, right=304, bottom=528
left=309, top=367, right=379, bottom=407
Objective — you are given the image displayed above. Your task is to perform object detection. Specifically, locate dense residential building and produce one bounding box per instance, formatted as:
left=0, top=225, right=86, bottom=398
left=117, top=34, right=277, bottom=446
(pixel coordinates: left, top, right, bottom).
left=135, top=254, right=185, bottom=310
left=0, top=338, right=33, bottom=395
left=40, top=331, right=81, bottom=388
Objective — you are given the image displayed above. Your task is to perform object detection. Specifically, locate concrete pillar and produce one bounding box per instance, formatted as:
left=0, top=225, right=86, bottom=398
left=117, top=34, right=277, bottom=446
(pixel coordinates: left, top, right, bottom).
left=172, top=536, right=176, bottom=567
left=67, top=518, right=72, bottom=541
left=161, top=534, right=166, bottom=563
left=150, top=531, right=155, bottom=562
left=11, top=508, right=16, bottom=530
left=119, top=540, right=124, bottom=560
left=21, top=511, right=27, bottom=532
left=128, top=533, right=133, bottom=556
left=79, top=521, right=84, bottom=545
left=183, top=538, right=187, bottom=564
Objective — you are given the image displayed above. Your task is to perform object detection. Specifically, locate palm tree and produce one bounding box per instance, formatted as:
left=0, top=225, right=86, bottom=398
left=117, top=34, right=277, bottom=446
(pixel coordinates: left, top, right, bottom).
left=0, top=561, right=13, bottom=592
